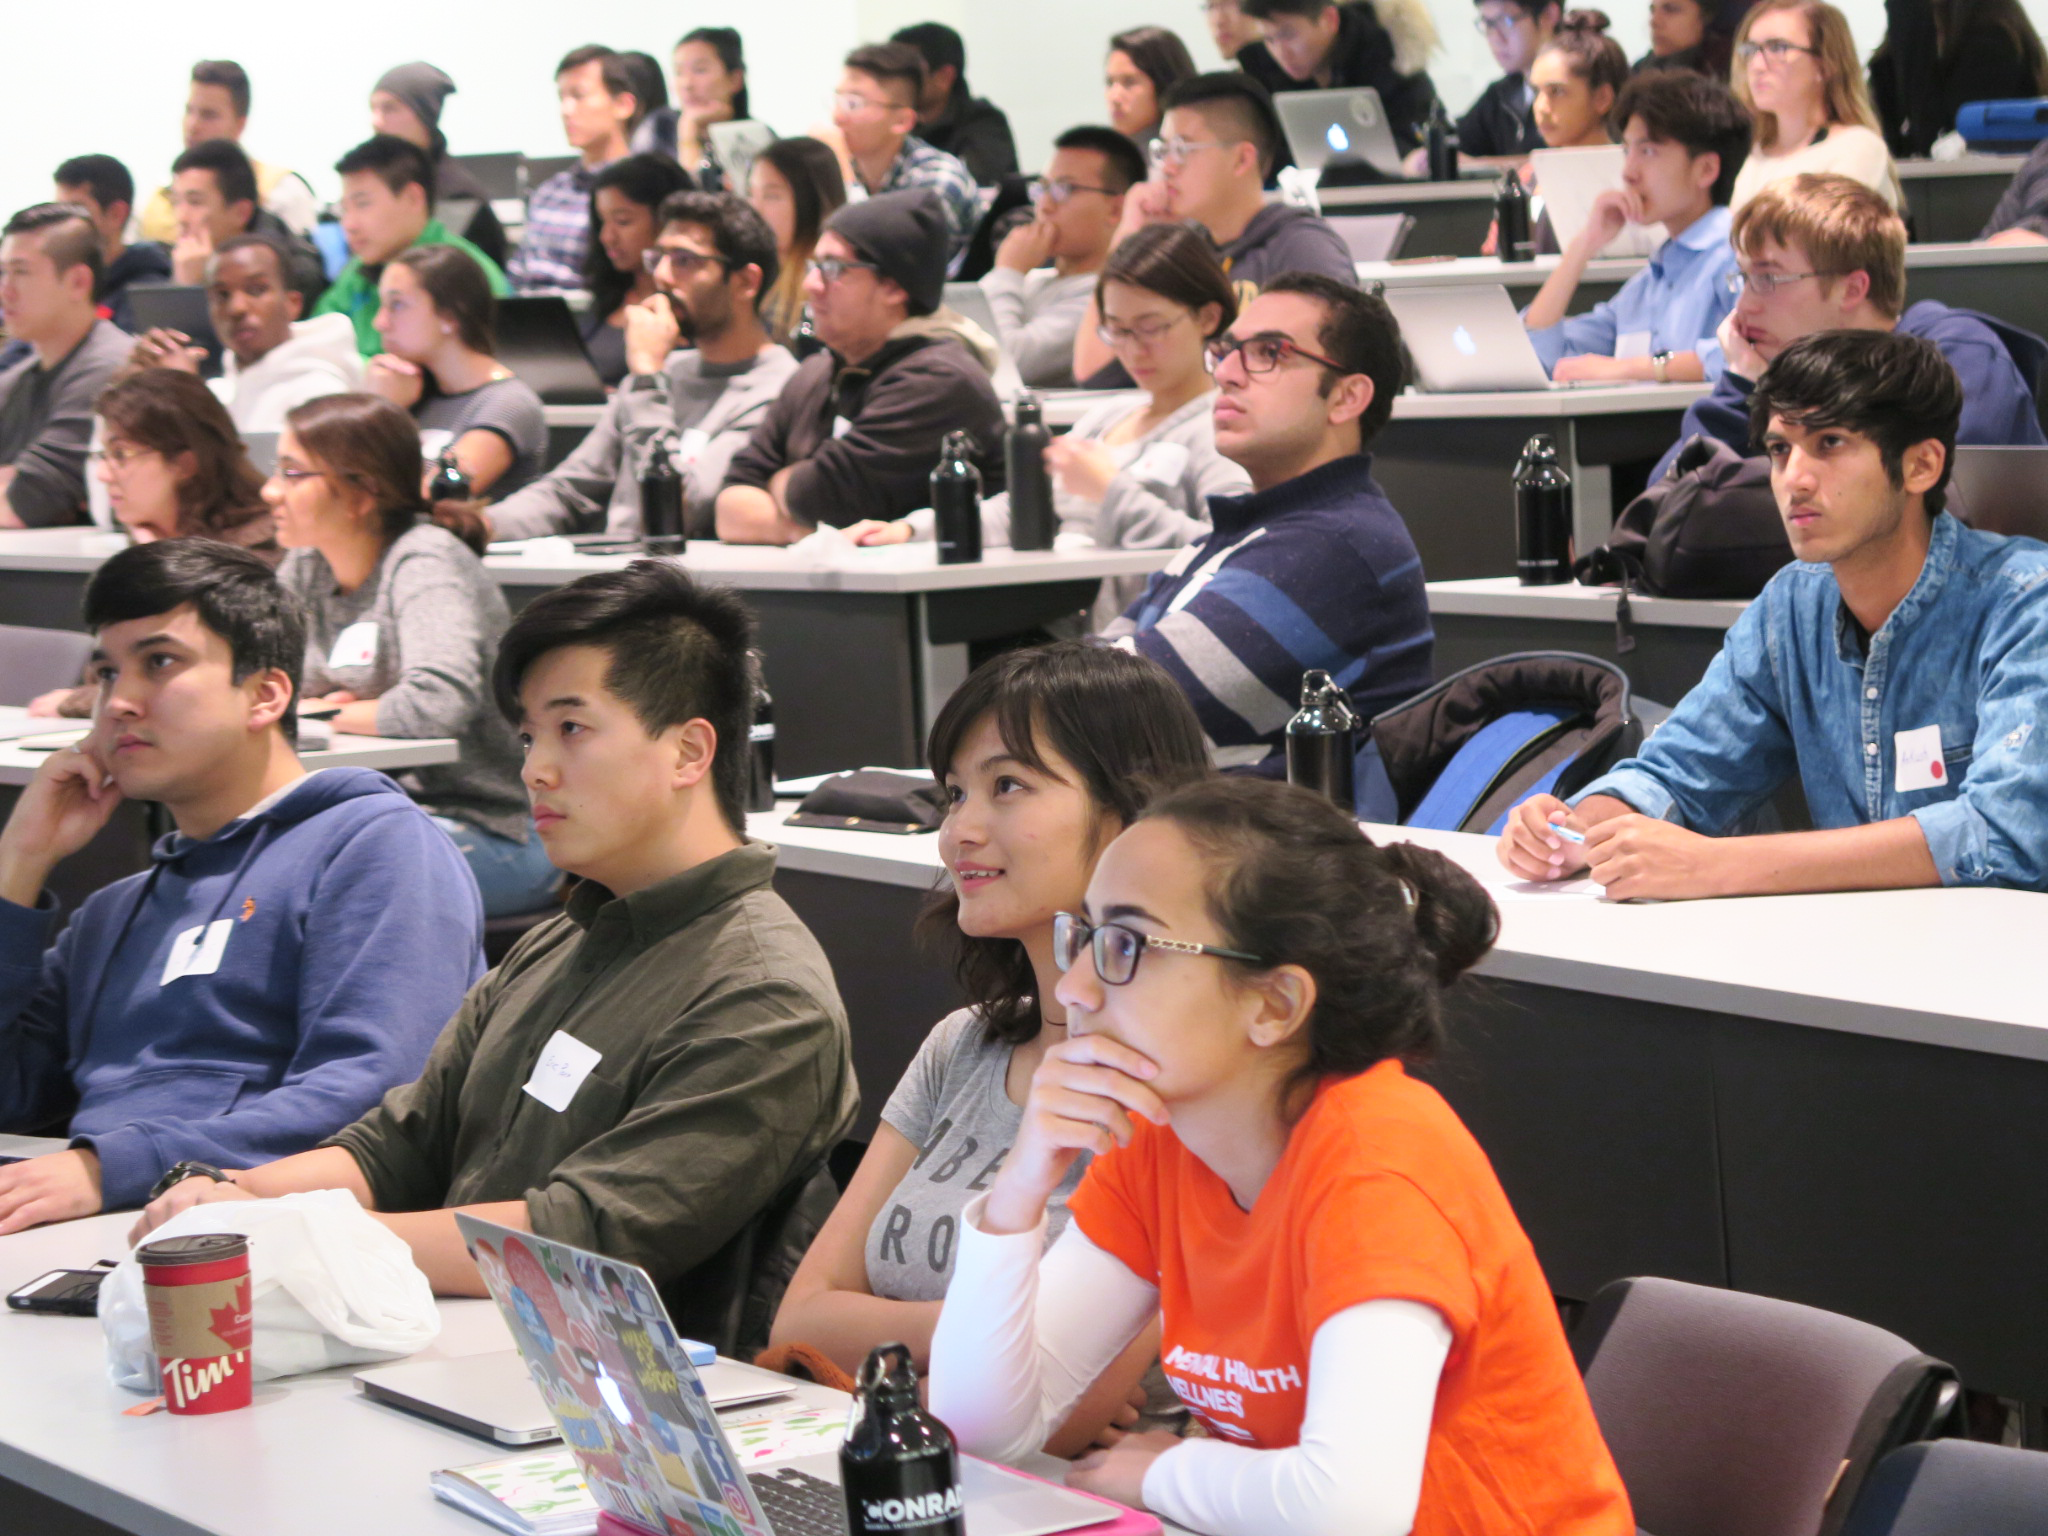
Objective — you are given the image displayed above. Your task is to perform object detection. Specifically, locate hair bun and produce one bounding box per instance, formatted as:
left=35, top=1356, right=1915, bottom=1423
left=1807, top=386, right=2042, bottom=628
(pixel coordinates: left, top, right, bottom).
left=1378, top=842, right=1499, bottom=987
left=1559, top=8, right=1613, bottom=31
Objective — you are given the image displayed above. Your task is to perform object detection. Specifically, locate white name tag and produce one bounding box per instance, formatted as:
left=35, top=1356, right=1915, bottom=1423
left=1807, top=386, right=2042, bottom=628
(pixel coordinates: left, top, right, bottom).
left=162, top=919, right=234, bottom=986
left=1895, top=724, right=1949, bottom=792
left=522, top=1030, right=603, bottom=1113
left=675, top=427, right=710, bottom=467
left=1127, top=441, right=1190, bottom=487
left=1616, top=330, right=1653, bottom=360
left=831, top=416, right=854, bottom=440
left=327, top=621, right=379, bottom=670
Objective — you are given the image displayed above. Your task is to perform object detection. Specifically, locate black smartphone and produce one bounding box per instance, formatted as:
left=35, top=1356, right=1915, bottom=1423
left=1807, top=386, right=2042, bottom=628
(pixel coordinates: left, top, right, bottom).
left=7, top=1267, right=110, bottom=1316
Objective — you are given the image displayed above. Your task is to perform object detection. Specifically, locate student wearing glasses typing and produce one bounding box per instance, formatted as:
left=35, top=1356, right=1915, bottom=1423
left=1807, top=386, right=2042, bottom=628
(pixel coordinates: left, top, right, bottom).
left=929, top=774, right=1634, bottom=1535
left=1097, top=276, right=1432, bottom=822
left=1728, top=0, right=1899, bottom=214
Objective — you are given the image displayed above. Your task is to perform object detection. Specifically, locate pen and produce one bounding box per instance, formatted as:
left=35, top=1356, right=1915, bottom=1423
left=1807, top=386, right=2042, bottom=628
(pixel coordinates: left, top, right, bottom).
left=1550, top=823, right=1586, bottom=844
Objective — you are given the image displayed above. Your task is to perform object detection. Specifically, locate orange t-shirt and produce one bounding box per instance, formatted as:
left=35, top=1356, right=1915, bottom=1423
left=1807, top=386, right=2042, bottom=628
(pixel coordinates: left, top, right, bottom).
left=1066, top=1059, right=1633, bottom=1536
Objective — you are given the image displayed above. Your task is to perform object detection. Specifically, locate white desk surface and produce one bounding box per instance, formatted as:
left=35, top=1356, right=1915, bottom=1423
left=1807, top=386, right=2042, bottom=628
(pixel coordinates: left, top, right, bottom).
left=1030, top=385, right=1704, bottom=425
left=1318, top=154, right=2020, bottom=209
left=752, top=805, right=2048, bottom=1064
left=1357, top=239, right=2048, bottom=291
left=486, top=539, right=1176, bottom=595
left=1427, top=575, right=1749, bottom=629
left=1894, top=154, right=2027, bottom=180
left=541, top=403, right=605, bottom=429
left=0, top=710, right=459, bottom=788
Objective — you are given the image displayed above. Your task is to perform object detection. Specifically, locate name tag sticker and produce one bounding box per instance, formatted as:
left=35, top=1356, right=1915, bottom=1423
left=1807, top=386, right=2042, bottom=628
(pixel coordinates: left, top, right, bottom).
left=327, top=621, right=379, bottom=670
left=523, top=1031, right=603, bottom=1113
left=1895, top=724, right=1947, bottom=792
left=1128, top=441, right=1190, bottom=486
left=161, top=919, right=234, bottom=986
left=831, top=416, right=855, bottom=440
left=675, top=428, right=710, bottom=467
left=1615, top=330, right=1653, bottom=360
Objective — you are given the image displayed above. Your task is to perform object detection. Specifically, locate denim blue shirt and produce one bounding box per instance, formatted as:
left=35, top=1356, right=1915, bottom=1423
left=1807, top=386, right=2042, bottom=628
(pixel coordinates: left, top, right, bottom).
left=1527, top=205, right=1738, bottom=379
left=1574, top=512, right=2048, bottom=889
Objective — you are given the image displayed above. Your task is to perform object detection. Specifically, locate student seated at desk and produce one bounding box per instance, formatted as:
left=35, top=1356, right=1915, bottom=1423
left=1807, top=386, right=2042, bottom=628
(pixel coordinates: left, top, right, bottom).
left=1523, top=70, right=1748, bottom=382
left=480, top=193, right=798, bottom=545
left=1651, top=173, right=2046, bottom=482
left=1728, top=0, right=1898, bottom=214
left=52, top=154, right=170, bottom=337
left=267, top=393, right=549, bottom=917
left=1979, top=137, right=2048, bottom=247
left=827, top=43, right=981, bottom=264
left=747, top=137, right=849, bottom=349
left=368, top=62, right=510, bottom=271
left=134, top=561, right=859, bottom=1352
left=715, top=190, right=1005, bottom=544
left=163, top=140, right=326, bottom=311
left=137, top=60, right=318, bottom=243
left=1235, top=0, right=1441, bottom=155
left=508, top=47, right=643, bottom=295
left=772, top=643, right=1211, bottom=1451
left=1454, top=0, right=1561, bottom=165
left=578, top=155, right=696, bottom=388
left=928, top=775, right=1634, bottom=1535
left=0, top=539, right=482, bottom=1232
left=1502, top=330, right=2048, bottom=899
left=1101, top=277, right=1432, bottom=821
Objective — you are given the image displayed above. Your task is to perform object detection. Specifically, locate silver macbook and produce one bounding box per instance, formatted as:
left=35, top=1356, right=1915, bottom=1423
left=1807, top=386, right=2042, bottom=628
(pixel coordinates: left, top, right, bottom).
left=1275, top=87, right=1405, bottom=178
left=452, top=1214, right=1135, bottom=1536
left=1384, top=284, right=1562, bottom=392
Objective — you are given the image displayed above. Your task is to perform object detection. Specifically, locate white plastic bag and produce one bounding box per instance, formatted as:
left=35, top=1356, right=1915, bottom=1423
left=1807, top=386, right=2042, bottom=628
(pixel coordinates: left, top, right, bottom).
left=102, top=1188, right=440, bottom=1390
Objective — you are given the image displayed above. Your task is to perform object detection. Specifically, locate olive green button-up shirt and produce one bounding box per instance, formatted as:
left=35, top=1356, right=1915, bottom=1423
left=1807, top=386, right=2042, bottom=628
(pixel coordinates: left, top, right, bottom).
left=329, top=840, right=856, bottom=1318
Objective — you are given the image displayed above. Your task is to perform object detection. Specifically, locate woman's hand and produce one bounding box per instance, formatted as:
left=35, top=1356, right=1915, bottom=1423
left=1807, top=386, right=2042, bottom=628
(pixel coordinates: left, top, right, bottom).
left=981, top=1034, right=1165, bottom=1236
left=1044, top=439, right=1118, bottom=503
left=842, top=519, right=915, bottom=546
left=1067, top=1428, right=1180, bottom=1509
left=365, top=354, right=425, bottom=409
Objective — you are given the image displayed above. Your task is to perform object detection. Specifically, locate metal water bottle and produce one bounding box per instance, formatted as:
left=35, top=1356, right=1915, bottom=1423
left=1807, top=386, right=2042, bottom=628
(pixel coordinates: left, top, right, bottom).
left=429, top=450, right=471, bottom=503
left=1285, top=670, right=1359, bottom=814
left=1425, top=100, right=1460, bottom=182
left=1515, top=432, right=1574, bottom=585
left=747, top=651, right=775, bottom=813
left=1495, top=169, right=1533, bottom=262
left=640, top=431, right=684, bottom=553
left=931, top=431, right=983, bottom=566
left=841, top=1343, right=965, bottom=1536
left=1005, top=393, right=1055, bottom=551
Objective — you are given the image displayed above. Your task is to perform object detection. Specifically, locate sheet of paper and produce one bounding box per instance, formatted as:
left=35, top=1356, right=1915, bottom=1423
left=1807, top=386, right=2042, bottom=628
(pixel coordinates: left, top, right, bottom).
left=720, top=1401, right=848, bottom=1466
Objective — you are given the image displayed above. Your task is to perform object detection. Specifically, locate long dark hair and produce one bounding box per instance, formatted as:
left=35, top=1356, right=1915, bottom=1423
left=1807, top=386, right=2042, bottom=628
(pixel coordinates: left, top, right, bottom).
left=921, top=642, right=1211, bottom=1046
left=754, top=137, right=849, bottom=343
left=1097, top=221, right=1238, bottom=339
left=1108, top=26, right=1199, bottom=131
left=97, top=369, right=269, bottom=542
left=583, top=153, right=697, bottom=316
left=678, top=27, right=751, bottom=121
left=286, top=392, right=428, bottom=543
left=391, top=243, right=497, bottom=356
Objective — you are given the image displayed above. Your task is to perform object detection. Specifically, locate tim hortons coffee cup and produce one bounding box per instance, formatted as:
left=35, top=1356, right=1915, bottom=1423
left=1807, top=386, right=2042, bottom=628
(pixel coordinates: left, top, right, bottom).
left=138, top=1233, right=253, bottom=1414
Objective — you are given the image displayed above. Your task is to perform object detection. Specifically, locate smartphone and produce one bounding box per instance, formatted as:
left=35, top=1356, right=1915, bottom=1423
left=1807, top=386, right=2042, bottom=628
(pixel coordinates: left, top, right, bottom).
left=7, top=1266, right=111, bottom=1316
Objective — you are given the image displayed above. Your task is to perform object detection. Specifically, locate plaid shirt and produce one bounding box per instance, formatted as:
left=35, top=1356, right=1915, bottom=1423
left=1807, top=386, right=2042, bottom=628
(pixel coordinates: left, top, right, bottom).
left=509, top=160, right=606, bottom=292
left=872, top=136, right=980, bottom=259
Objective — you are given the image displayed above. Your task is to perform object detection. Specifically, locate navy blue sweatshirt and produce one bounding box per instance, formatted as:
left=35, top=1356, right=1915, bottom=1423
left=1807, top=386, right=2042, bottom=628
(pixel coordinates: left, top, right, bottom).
left=0, top=767, right=485, bottom=1208
left=1652, top=301, right=2048, bottom=482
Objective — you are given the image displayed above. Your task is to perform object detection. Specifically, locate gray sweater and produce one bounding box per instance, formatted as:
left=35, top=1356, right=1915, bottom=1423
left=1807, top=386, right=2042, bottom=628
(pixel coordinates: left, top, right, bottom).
left=0, top=320, right=131, bottom=526
left=978, top=267, right=1096, bottom=389
left=486, top=345, right=799, bottom=542
left=280, top=522, right=530, bottom=841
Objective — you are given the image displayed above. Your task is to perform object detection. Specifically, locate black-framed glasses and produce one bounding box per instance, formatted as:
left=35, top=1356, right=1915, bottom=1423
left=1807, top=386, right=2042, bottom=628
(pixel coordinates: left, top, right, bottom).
left=1723, top=267, right=1841, bottom=296
left=1052, top=911, right=1262, bottom=986
left=1028, top=176, right=1116, bottom=205
left=1204, top=332, right=1349, bottom=378
left=806, top=256, right=883, bottom=284
left=643, top=247, right=736, bottom=276
left=1736, top=37, right=1821, bottom=62
left=1097, top=312, right=1189, bottom=349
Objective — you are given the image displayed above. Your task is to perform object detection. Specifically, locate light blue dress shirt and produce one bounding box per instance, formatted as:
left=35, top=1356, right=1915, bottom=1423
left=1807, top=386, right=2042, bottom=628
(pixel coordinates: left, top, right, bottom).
left=1573, top=512, right=2048, bottom=889
left=1527, top=204, right=1739, bottom=379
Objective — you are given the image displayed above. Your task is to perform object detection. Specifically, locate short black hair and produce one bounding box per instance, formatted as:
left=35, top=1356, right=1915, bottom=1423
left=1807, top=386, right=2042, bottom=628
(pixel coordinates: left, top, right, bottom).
left=891, top=22, right=966, bottom=77
left=1240, top=0, right=1338, bottom=19
left=2, top=203, right=103, bottom=287
left=844, top=42, right=929, bottom=109
left=191, top=59, right=251, bottom=118
left=333, top=134, right=436, bottom=203
left=1161, top=72, right=1285, bottom=180
left=556, top=44, right=644, bottom=127
left=584, top=155, right=697, bottom=314
left=1053, top=125, right=1149, bottom=194
left=54, top=154, right=134, bottom=214
left=172, top=138, right=259, bottom=210
left=1259, top=272, right=1403, bottom=443
left=1748, top=330, right=1963, bottom=518
left=1611, top=71, right=1751, bottom=206
left=82, top=539, right=303, bottom=744
left=493, top=561, right=759, bottom=834
left=212, top=230, right=292, bottom=283
left=656, top=189, right=782, bottom=313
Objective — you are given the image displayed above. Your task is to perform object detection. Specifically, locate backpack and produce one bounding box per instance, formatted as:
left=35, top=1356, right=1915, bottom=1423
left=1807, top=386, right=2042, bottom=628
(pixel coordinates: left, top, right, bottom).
left=1577, top=435, right=1792, bottom=599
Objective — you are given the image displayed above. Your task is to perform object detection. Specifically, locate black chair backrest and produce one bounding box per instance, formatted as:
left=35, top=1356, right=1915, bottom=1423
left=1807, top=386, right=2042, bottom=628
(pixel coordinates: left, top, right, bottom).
left=1838, top=1440, right=2048, bottom=1536
left=519, top=155, right=579, bottom=197
left=450, top=152, right=525, bottom=202
left=0, top=624, right=94, bottom=708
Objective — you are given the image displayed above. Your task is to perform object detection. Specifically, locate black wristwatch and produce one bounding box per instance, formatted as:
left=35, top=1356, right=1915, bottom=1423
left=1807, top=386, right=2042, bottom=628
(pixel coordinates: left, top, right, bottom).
left=148, top=1160, right=230, bottom=1203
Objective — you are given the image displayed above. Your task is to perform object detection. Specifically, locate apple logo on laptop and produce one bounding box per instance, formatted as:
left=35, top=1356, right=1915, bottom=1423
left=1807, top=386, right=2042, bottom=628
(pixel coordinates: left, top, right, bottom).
left=1452, top=325, right=1478, bottom=357
left=1326, top=123, right=1350, bottom=154
left=595, top=1364, right=635, bottom=1426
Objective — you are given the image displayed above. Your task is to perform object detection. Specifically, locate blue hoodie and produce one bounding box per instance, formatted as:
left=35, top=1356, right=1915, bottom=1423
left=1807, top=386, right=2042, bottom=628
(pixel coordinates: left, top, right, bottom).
left=0, top=767, right=485, bottom=1208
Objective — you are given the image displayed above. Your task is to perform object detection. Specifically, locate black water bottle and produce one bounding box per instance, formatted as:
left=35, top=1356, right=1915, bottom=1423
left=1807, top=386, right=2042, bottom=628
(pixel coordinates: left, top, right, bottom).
left=931, top=431, right=983, bottom=566
left=1005, top=393, right=1055, bottom=551
left=747, top=651, right=775, bottom=813
left=1425, top=100, right=1460, bottom=182
left=640, top=431, right=685, bottom=553
left=841, top=1343, right=965, bottom=1536
left=1285, top=670, right=1359, bottom=814
left=429, top=449, right=471, bottom=503
left=1495, top=170, right=1533, bottom=262
left=1515, top=432, right=1574, bottom=585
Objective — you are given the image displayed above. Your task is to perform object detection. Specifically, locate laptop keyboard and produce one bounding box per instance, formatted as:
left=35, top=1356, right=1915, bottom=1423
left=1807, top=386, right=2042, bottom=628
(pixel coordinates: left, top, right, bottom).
left=748, top=1467, right=850, bottom=1536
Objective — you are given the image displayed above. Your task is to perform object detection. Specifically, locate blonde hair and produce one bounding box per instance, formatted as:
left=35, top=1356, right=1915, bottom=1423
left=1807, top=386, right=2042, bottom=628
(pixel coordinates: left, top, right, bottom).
left=1731, top=173, right=1905, bottom=319
left=1732, top=0, right=1881, bottom=151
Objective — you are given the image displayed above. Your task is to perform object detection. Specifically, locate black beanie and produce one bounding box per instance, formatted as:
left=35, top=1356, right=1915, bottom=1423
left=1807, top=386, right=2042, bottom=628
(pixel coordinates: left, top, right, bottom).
left=824, top=190, right=951, bottom=317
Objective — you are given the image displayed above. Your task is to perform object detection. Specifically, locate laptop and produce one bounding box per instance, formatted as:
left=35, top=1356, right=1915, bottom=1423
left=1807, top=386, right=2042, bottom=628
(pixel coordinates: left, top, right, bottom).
left=709, top=121, right=779, bottom=191
left=128, top=283, right=223, bottom=374
left=1327, top=212, right=1414, bottom=263
left=496, top=295, right=608, bottom=405
left=1384, top=284, right=1567, bottom=392
left=453, top=1214, right=1138, bottom=1536
left=1274, top=87, right=1406, bottom=179
left=1526, top=146, right=1663, bottom=259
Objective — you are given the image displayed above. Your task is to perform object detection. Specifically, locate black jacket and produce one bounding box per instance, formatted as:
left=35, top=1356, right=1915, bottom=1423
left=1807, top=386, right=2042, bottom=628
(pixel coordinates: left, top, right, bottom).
left=919, top=81, right=1020, bottom=187
left=1238, top=1, right=1439, bottom=153
left=98, top=242, right=171, bottom=333
left=1456, top=73, right=1543, bottom=158
left=1870, top=0, right=2048, bottom=157
left=431, top=154, right=509, bottom=270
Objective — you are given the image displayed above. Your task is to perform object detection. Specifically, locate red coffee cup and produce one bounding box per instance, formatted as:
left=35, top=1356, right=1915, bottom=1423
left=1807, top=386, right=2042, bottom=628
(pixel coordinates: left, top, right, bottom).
left=138, top=1233, right=253, bottom=1414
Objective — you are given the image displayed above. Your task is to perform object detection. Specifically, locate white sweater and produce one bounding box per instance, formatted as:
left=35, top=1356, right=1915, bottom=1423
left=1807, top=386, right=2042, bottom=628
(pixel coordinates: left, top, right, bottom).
left=209, top=313, right=363, bottom=433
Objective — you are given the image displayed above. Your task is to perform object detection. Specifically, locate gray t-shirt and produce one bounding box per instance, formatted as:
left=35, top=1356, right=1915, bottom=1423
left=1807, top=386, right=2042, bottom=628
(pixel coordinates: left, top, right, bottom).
left=415, top=376, right=547, bottom=499
left=867, top=1007, right=1087, bottom=1301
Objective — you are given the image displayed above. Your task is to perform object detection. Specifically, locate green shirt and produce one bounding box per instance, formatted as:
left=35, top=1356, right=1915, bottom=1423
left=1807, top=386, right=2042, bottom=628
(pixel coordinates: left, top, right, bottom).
left=313, top=218, right=513, bottom=356
left=328, top=841, right=858, bottom=1342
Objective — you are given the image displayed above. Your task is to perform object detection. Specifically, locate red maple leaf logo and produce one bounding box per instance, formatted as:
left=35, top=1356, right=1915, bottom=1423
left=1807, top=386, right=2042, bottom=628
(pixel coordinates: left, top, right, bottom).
left=209, top=1278, right=251, bottom=1346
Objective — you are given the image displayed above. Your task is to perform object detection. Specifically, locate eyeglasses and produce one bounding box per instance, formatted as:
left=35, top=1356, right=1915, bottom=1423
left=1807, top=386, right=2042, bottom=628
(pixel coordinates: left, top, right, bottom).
left=833, top=91, right=900, bottom=116
left=1051, top=912, right=1262, bottom=987
left=88, top=444, right=159, bottom=470
left=1029, top=176, right=1117, bottom=205
left=642, top=247, right=735, bottom=276
left=1148, top=136, right=1230, bottom=170
left=1474, top=12, right=1527, bottom=34
left=1736, top=37, right=1821, bottom=62
left=1097, top=312, right=1190, bottom=349
left=1204, top=332, right=1350, bottom=377
left=805, top=256, right=883, bottom=285
left=1724, top=267, right=1841, bottom=296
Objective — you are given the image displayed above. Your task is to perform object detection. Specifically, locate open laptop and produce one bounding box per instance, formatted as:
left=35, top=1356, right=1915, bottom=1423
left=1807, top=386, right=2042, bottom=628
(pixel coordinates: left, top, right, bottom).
left=709, top=121, right=779, bottom=191
left=1274, top=87, right=1405, bottom=179
left=1384, top=284, right=1569, bottom=392
left=128, top=283, right=223, bottom=374
left=1526, top=145, right=1663, bottom=259
left=496, top=295, right=608, bottom=405
left=453, top=1214, right=1137, bottom=1536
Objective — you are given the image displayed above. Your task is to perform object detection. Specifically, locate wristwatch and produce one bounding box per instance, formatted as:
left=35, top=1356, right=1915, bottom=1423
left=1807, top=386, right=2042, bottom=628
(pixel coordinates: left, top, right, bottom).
left=147, top=1160, right=230, bottom=1203
left=1651, top=350, right=1675, bottom=384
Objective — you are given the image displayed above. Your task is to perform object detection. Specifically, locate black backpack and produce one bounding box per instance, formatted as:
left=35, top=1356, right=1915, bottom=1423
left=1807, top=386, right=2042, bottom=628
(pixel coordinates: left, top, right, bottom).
left=1577, top=435, right=1793, bottom=599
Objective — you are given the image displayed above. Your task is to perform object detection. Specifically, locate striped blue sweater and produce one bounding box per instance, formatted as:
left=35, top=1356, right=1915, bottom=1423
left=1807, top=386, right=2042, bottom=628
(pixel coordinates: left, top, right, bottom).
left=1101, top=453, right=1434, bottom=820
